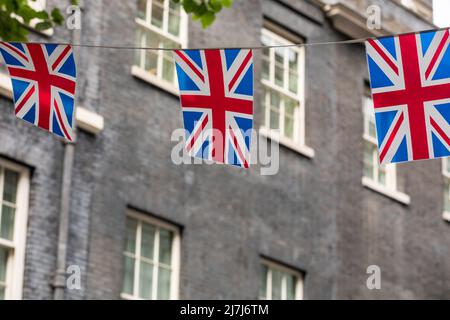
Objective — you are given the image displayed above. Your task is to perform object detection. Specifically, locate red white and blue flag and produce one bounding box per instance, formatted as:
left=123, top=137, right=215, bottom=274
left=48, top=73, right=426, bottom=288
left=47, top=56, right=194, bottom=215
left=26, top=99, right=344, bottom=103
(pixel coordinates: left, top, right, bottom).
left=173, top=49, right=253, bottom=168
left=366, top=29, right=450, bottom=164
left=0, top=43, right=77, bottom=141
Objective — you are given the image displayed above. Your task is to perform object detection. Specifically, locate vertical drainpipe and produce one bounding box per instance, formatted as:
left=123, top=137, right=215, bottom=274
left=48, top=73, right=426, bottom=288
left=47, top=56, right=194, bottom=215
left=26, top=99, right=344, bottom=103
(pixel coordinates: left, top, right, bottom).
left=53, top=1, right=83, bottom=300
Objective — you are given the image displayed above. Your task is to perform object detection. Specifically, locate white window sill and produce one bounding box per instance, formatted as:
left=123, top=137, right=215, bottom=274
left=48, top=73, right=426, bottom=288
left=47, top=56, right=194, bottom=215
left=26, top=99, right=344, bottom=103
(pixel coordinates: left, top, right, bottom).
left=259, top=127, right=315, bottom=158
left=362, top=176, right=410, bottom=205
left=443, top=211, right=450, bottom=222
left=131, top=65, right=179, bottom=97
left=0, top=74, right=104, bottom=135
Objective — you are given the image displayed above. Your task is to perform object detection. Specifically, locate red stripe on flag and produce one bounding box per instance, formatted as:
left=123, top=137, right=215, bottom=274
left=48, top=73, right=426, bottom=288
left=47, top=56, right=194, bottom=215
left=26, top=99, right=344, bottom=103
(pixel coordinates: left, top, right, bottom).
left=52, top=45, right=72, bottom=71
left=228, top=51, right=252, bottom=92
left=1, top=42, right=29, bottom=62
left=174, top=50, right=205, bottom=82
left=186, top=114, right=209, bottom=152
left=228, top=125, right=249, bottom=168
left=379, top=113, right=404, bottom=163
left=368, top=39, right=399, bottom=75
left=15, top=85, right=35, bottom=114
left=53, top=99, right=72, bottom=141
left=425, top=30, right=450, bottom=80
left=430, top=117, right=450, bottom=148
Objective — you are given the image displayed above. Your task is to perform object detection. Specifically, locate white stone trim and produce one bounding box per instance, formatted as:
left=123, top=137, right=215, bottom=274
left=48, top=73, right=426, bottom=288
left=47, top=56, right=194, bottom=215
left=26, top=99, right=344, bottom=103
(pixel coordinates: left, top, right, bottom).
left=131, top=65, right=179, bottom=96
left=75, top=107, right=104, bottom=135
left=259, top=128, right=315, bottom=159
left=362, top=176, right=411, bottom=205
left=443, top=211, right=450, bottom=223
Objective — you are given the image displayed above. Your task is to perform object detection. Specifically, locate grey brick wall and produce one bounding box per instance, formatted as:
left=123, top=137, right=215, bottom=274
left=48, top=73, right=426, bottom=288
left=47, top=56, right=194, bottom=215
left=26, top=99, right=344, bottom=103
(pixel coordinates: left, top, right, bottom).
left=0, top=0, right=448, bottom=300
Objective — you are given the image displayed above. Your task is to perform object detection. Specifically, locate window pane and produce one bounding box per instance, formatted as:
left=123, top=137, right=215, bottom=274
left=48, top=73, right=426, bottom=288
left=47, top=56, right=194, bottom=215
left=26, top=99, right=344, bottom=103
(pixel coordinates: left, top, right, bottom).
left=446, top=159, right=450, bottom=175
left=284, top=98, right=296, bottom=139
left=162, top=52, right=175, bottom=83
left=369, top=119, right=377, bottom=139
left=286, top=274, right=296, bottom=300
left=445, top=183, right=450, bottom=212
left=137, top=0, right=147, bottom=20
left=285, top=116, right=294, bottom=139
left=261, top=87, right=267, bottom=126
left=0, top=205, right=15, bottom=241
left=145, top=51, right=158, bottom=75
left=151, top=0, right=164, bottom=28
left=259, top=265, right=268, bottom=299
left=262, top=56, right=270, bottom=81
left=159, top=229, right=173, bottom=265
left=139, top=261, right=154, bottom=299
left=274, top=48, right=284, bottom=87
left=270, top=91, right=280, bottom=130
left=157, top=267, right=171, bottom=299
left=3, top=170, right=18, bottom=204
left=141, top=223, right=156, bottom=260
left=122, top=255, right=135, bottom=295
left=125, top=218, right=137, bottom=254
left=0, top=246, right=5, bottom=300
left=289, top=71, right=298, bottom=94
left=135, top=28, right=144, bottom=67
left=378, top=165, right=386, bottom=186
left=0, top=247, right=7, bottom=283
left=288, top=50, right=298, bottom=93
left=271, top=269, right=282, bottom=300
left=168, top=2, right=181, bottom=36
left=364, top=142, right=375, bottom=179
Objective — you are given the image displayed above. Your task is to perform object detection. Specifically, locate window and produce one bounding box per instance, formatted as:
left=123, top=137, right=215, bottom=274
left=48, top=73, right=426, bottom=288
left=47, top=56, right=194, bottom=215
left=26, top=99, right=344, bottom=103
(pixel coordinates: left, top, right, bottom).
left=0, top=159, right=30, bottom=300
left=260, top=25, right=312, bottom=156
left=133, top=0, right=188, bottom=93
left=362, top=92, right=410, bottom=204
left=362, top=93, right=397, bottom=189
left=259, top=259, right=303, bottom=300
left=121, top=210, right=180, bottom=300
left=443, top=158, right=450, bottom=221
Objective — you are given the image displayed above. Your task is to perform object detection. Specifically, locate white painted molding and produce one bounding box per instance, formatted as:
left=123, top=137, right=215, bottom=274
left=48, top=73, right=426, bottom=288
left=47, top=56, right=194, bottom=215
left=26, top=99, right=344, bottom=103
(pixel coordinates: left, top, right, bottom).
left=443, top=211, right=450, bottom=223
left=76, top=107, right=104, bottom=135
left=131, top=65, right=179, bottom=97
left=362, top=176, right=411, bottom=205
left=0, top=72, right=13, bottom=99
left=259, top=128, right=315, bottom=159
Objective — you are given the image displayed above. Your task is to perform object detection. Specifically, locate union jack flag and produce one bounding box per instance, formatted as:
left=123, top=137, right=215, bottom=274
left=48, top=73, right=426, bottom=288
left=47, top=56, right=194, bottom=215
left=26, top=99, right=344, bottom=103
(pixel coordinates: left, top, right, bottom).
left=0, top=43, right=77, bottom=141
left=173, top=49, right=253, bottom=168
left=366, top=29, right=450, bottom=164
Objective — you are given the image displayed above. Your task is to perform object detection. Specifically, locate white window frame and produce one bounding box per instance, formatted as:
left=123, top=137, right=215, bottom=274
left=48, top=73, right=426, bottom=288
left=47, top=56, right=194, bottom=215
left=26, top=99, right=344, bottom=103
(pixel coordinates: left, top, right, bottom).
left=120, top=209, right=181, bottom=300
left=131, top=0, right=188, bottom=95
left=259, top=258, right=303, bottom=300
left=361, top=95, right=410, bottom=204
left=259, top=25, right=314, bottom=158
left=0, top=159, right=30, bottom=300
left=442, top=158, right=450, bottom=222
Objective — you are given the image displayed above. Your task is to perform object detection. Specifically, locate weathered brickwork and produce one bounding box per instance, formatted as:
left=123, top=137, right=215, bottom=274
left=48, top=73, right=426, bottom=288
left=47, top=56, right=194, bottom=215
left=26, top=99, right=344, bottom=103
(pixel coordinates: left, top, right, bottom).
left=0, top=0, right=448, bottom=300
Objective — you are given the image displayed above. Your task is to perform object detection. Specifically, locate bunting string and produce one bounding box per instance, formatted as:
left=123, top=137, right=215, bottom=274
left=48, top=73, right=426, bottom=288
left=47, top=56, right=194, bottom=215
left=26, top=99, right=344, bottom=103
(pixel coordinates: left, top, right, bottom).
left=13, top=26, right=449, bottom=51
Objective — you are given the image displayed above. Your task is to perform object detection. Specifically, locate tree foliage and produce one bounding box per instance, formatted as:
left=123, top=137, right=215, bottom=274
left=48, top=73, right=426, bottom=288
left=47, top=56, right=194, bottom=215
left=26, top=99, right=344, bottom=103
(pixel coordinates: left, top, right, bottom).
left=173, top=0, right=233, bottom=28
left=0, top=0, right=76, bottom=41
left=0, top=0, right=232, bottom=42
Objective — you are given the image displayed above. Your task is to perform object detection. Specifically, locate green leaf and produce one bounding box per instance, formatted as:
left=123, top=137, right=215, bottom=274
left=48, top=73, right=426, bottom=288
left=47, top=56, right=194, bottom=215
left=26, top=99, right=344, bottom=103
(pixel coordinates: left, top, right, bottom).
left=200, top=11, right=215, bottom=28
left=51, top=8, right=64, bottom=25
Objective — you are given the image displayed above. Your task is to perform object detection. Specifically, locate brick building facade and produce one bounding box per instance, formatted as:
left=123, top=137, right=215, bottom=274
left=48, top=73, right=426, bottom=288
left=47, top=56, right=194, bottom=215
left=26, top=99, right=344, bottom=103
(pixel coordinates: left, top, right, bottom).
left=1, top=0, right=450, bottom=300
